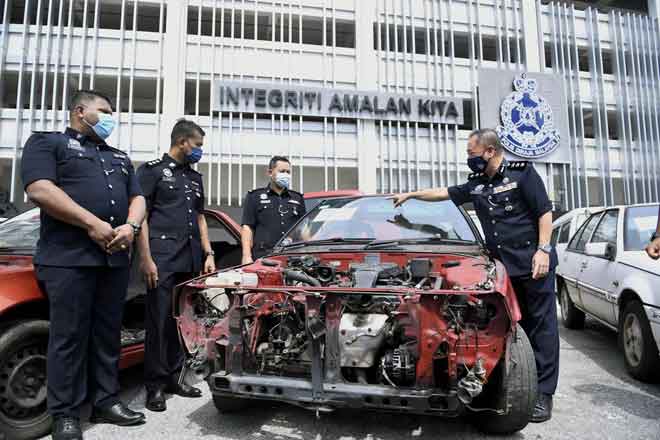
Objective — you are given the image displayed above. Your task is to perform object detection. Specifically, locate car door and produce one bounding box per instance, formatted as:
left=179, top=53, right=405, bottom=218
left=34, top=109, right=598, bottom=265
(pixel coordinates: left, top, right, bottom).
left=577, top=209, right=619, bottom=324
left=561, top=212, right=604, bottom=309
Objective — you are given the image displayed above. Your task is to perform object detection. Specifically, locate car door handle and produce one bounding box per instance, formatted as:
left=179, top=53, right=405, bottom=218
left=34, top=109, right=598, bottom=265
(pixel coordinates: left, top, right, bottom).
left=580, top=262, right=588, bottom=269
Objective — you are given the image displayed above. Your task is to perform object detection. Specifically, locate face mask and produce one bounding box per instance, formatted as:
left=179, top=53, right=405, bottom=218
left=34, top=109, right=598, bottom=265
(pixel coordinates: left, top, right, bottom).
left=83, top=112, right=115, bottom=140
left=467, top=155, right=490, bottom=173
left=185, top=146, right=203, bottom=164
left=275, top=172, right=291, bottom=190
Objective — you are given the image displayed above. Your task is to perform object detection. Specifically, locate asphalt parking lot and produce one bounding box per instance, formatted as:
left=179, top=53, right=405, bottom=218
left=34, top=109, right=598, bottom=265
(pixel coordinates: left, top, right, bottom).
left=61, top=316, right=660, bottom=440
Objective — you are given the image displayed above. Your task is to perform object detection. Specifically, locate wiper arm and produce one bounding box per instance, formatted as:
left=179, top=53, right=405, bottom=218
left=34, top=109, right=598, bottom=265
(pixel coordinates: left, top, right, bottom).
left=364, top=237, right=474, bottom=249
left=279, top=237, right=375, bottom=250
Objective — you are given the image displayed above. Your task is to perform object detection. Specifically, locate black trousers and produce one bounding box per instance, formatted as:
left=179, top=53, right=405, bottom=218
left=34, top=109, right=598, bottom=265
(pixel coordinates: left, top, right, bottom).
left=144, top=271, right=192, bottom=391
left=36, top=265, right=129, bottom=418
left=510, top=270, right=560, bottom=396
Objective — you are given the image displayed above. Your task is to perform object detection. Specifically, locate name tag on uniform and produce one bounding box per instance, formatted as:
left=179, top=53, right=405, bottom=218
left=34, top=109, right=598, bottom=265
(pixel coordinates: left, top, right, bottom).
left=260, top=200, right=271, bottom=204
left=67, top=139, right=84, bottom=151
left=493, top=182, right=518, bottom=194
left=162, top=176, right=176, bottom=182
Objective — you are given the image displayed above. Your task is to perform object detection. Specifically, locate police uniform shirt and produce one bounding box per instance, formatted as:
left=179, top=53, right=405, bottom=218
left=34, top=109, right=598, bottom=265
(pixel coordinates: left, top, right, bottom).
left=242, top=185, right=306, bottom=255
left=21, top=127, right=142, bottom=267
left=137, top=154, right=205, bottom=273
left=447, top=160, right=558, bottom=277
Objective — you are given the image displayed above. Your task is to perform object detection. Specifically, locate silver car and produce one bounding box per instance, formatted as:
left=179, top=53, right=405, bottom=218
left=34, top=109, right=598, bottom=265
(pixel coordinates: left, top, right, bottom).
left=556, top=204, right=660, bottom=382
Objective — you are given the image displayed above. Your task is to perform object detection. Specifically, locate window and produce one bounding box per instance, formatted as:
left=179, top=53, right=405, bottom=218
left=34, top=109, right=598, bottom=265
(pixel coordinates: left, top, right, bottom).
left=8, top=0, right=165, bottom=32
left=624, top=205, right=659, bottom=251
left=551, top=226, right=561, bottom=246
left=568, top=212, right=602, bottom=252
left=591, top=210, right=618, bottom=245
left=188, top=7, right=355, bottom=48
left=558, top=223, right=572, bottom=243
left=205, top=214, right=238, bottom=245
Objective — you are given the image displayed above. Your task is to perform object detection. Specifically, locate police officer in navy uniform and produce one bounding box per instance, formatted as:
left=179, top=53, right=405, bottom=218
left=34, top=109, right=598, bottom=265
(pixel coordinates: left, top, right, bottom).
left=136, top=119, right=216, bottom=412
left=392, top=128, right=559, bottom=423
left=241, top=156, right=306, bottom=264
left=21, top=90, right=147, bottom=440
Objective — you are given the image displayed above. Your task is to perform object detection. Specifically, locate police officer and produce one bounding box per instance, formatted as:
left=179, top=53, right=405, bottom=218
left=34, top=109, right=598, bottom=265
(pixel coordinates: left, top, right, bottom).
left=241, top=156, right=306, bottom=264
left=136, top=119, right=216, bottom=412
left=392, top=128, right=559, bottom=423
left=21, top=90, right=147, bottom=440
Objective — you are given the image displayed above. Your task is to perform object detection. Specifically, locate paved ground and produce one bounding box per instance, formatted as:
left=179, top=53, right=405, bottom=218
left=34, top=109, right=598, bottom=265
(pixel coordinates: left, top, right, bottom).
left=66, top=317, right=660, bottom=440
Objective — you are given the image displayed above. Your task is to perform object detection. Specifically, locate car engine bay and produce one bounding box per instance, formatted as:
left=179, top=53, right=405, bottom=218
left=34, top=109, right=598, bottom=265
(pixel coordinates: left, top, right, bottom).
left=176, top=252, right=514, bottom=413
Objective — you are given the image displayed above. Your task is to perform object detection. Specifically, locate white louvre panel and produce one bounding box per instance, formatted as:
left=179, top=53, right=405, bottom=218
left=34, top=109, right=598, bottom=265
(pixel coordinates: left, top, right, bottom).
left=0, top=0, right=659, bottom=210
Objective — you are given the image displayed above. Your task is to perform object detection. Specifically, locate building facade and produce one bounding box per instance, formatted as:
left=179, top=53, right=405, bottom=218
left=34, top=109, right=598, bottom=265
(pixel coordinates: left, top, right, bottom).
left=1, top=0, right=659, bottom=215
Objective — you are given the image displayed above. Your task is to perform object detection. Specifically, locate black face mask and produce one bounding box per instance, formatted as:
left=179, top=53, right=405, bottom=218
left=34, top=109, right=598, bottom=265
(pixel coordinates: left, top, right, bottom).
left=467, top=155, right=490, bottom=173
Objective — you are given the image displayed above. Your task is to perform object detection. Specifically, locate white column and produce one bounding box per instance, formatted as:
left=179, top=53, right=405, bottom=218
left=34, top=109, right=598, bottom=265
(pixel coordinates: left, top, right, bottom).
left=355, top=1, right=378, bottom=194
left=521, top=1, right=542, bottom=76
left=160, top=0, right=188, bottom=153
left=520, top=0, right=554, bottom=201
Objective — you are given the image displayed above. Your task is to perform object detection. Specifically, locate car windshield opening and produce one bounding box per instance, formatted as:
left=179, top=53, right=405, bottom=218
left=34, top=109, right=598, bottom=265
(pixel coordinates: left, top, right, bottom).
left=278, top=196, right=477, bottom=249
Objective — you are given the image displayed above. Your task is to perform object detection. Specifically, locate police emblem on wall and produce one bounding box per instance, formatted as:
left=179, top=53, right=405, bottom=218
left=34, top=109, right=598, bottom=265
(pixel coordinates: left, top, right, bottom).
left=496, top=73, right=560, bottom=159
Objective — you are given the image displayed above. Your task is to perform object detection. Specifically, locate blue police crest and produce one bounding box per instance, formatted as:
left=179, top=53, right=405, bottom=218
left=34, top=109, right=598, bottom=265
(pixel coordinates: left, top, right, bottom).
left=496, top=73, right=560, bottom=159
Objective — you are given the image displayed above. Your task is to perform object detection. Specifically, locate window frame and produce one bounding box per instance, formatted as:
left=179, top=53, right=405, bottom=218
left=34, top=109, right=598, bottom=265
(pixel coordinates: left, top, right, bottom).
left=567, top=211, right=603, bottom=254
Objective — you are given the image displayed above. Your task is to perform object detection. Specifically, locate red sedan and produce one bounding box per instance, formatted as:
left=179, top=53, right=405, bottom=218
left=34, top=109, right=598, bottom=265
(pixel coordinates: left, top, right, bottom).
left=0, top=190, right=358, bottom=440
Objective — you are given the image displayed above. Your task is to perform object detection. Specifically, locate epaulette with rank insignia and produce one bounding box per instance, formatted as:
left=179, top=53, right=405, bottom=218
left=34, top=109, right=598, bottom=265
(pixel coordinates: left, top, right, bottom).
left=468, top=172, right=484, bottom=180
left=146, top=158, right=163, bottom=167
left=106, top=145, right=128, bottom=158
left=508, top=161, right=528, bottom=170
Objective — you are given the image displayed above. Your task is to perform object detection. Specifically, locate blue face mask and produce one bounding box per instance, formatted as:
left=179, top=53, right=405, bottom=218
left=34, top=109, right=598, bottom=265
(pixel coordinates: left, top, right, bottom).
left=467, top=155, right=490, bottom=173
left=275, top=172, right=291, bottom=190
left=83, top=112, right=115, bottom=140
left=185, top=146, right=203, bottom=164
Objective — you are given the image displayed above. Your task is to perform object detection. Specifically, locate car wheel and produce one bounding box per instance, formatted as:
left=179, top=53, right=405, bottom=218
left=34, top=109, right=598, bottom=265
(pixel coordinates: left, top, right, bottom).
left=212, top=394, right=251, bottom=413
left=0, top=320, right=51, bottom=440
left=619, top=301, right=660, bottom=383
left=560, top=284, right=585, bottom=329
left=472, top=324, right=537, bottom=435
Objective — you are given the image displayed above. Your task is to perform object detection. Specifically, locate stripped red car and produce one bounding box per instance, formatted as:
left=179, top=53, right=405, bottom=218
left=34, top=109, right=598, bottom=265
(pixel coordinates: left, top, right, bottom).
left=175, top=195, right=538, bottom=434
left=0, top=190, right=358, bottom=440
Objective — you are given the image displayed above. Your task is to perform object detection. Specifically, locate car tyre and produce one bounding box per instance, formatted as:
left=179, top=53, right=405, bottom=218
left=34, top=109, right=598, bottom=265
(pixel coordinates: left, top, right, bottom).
left=0, top=320, right=51, bottom=440
left=472, top=324, right=537, bottom=435
left=559, top=283, right=585, bottom=329
left=619, top=301, right=660, bottom=383
left=212, top=394, right=251, bottom=413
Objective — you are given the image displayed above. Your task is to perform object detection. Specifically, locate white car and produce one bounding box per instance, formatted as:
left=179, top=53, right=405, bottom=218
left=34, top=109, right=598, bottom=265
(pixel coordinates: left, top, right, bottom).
left=551, top=207, right=603, bottom=263
left=556, top=203, right=660, bottom=382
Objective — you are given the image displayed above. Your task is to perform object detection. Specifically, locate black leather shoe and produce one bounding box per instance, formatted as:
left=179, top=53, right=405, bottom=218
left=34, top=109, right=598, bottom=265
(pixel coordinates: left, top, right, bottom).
left=52, top=417, right=83, bottom=440
left=530, top=393, right=553, bottom=423
left=164, top=382, right=202, bottom=398
left=89, top=402, right=145, bottom=426
left=146, top=388, right=167, bottom=412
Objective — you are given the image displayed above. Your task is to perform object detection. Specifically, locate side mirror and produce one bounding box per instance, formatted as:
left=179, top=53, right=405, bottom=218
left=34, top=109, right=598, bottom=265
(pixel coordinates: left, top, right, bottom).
left=585, top=242, right=615, bottom=260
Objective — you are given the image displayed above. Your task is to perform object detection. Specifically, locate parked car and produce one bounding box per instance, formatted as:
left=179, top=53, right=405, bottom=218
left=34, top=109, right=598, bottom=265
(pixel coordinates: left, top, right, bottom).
left=0, top=207, right=242, bottom=440
left=556, top=203, right=660, bottom=382
left=0, top=191, right=353, bottom=440
left=552, top=207, right=602, bottom=263
left=175, top=195, right=538, bottom=434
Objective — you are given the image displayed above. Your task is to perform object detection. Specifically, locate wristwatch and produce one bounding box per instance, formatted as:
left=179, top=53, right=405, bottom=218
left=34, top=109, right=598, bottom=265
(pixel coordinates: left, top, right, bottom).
left=127, top=221, right=141, bottom=236
left=205, top=250, right=215, bottom=258
left=538, top=243, right=553, bottom=254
